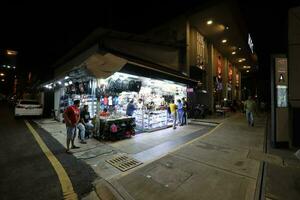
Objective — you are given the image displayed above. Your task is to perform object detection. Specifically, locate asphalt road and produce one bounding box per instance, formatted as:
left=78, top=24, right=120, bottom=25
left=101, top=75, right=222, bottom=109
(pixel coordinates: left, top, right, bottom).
left=0, top=102, right=97, bottom=200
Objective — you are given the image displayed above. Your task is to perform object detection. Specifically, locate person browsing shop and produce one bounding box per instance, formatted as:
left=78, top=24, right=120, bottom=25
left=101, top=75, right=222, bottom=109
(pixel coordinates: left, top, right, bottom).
left=177, top=99, right=184, bottom=126
left=77, top=105, right=94, bottom=144
left=99, top=108, right=110, bottom=117
left=63, top=99, right=81, bottom=154
left=169, top=100, right=177, bottom=129
left=126, top=100, right=136, bottom=116
left=182, top=97, right=188, bottom=125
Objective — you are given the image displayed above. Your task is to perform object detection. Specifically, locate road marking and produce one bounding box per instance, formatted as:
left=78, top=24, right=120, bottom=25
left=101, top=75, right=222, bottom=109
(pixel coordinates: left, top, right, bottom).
left=24, top=120, right=78, bottom=200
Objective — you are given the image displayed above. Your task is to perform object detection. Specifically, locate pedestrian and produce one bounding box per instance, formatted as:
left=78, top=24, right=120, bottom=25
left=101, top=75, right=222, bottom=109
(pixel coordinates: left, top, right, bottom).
left=244, top=96, right=256, bottom=126
left=169, top=100, right=177, bottom=129
left=126, top=99, right=136, bottom=116
left=177, top=99, right=184, bottom=126
left=182, top=97, right=188, bottom=125
left=77, top=105, right=94, bottom=143
left=63, top=99, right=81, bottom=153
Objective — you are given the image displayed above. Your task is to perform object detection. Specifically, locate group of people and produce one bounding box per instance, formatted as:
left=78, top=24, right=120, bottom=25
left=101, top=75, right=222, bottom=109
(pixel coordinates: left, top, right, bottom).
left=169, top=98, right=188, bottom=129
left=63, top=100, right=94, bottom=154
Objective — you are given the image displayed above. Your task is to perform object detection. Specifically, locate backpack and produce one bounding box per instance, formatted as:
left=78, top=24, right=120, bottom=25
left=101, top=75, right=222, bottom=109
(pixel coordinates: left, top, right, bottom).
left=110, top=124, right=118, bottom=133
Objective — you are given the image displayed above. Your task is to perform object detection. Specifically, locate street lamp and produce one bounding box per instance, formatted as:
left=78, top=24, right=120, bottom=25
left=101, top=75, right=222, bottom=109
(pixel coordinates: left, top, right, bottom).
left=6, top=50, right=18, bottom=56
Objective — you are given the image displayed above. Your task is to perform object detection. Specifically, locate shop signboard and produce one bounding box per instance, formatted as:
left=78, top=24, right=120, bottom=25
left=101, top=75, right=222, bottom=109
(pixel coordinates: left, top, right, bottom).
left=187, top=88, right=194, bottom=93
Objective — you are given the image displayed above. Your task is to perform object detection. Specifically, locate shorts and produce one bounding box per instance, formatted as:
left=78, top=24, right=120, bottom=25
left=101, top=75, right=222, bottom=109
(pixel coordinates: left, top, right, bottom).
left=66, top=126, right=76, bottom=140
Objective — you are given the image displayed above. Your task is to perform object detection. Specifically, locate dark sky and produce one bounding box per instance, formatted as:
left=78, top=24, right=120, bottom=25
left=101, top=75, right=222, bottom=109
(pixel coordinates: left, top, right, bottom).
left=0, top=0, right=299, bottom=81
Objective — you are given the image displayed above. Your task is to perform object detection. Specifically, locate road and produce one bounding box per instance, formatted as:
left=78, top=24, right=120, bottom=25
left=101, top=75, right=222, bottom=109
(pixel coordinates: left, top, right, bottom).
left=0, top=102, right=97, bottom=200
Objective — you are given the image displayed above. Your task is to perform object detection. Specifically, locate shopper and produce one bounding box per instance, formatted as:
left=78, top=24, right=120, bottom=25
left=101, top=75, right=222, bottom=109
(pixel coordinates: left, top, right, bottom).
left=99, top=108, right=110, bottom=117
left=63, top=99, right=81, bottom=153
left=126, top=100, right=136, bottom=116
left=244, top=96, right=256, bottom=126
left=169, top=100, right=177, bottom=129
left=182, top=98, right=188, bottom=125
left=78, top=105, right=94, bottom=143
left=177, top=99, right=184, bottom=126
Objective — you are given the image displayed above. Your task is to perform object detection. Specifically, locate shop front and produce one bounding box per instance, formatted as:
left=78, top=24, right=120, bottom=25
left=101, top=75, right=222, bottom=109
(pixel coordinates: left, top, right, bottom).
left=47, top=62, right=188, bottom=140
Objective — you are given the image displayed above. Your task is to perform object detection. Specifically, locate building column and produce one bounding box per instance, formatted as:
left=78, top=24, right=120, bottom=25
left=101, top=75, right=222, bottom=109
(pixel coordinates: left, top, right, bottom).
left=223, top=58, right=228, bottom=99
left=185, top=19, right=190, bottom=77
left=207, top=43, right=214, bottom=112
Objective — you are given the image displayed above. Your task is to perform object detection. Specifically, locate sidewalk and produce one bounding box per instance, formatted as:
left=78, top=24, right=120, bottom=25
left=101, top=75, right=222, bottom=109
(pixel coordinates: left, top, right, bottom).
left=103, top=113, right=267, bottom=200
left=35, top=112, right=300, bottom=200
left=263, top=118, right=300, bottom=200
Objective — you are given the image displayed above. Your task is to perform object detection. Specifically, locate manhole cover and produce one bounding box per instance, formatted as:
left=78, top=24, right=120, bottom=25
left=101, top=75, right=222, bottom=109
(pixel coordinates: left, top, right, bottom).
left=106, top=154, right=143, bottom=171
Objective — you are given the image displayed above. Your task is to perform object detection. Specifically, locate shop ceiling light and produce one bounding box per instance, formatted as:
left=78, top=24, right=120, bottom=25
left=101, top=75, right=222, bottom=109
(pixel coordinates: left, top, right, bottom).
left=243, top=66, right=251, bottom=69
left=238, top=58, right=246, bottom=62
left=69, top=80, right=72, bottom=84
left=238, top=47, right=242, bottom=50
left=0, top=73, right=4, bottom=76
left=1, top=79, right=5, bottom=82
left=246, top=70, right=250, bottom=73
left=222, top=39, right=227, bottom=43
left=57, top=81, right=62, bottom=85
left=64, top=82, right=69, bottom=86
left=225, top=26, right=229, bottom=30
left=232, top=51, right=236, bottom=55
left=64, top=76, right=69, bottom=80
left=206, top=20, right=213, bottom=25
left=13, top=66, right=16, bottom=69
left=7, top=65, right=11, bottom=69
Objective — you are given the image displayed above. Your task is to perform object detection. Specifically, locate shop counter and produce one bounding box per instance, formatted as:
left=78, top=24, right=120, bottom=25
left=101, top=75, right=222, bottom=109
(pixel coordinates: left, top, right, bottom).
left=134, top=109, right=169, bottom=132
left=93, top=116, right=136, bottom=140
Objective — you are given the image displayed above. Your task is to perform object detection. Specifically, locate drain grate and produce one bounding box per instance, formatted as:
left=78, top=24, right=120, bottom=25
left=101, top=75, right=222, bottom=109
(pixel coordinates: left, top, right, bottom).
left=106, top=154, right=143, bottom=171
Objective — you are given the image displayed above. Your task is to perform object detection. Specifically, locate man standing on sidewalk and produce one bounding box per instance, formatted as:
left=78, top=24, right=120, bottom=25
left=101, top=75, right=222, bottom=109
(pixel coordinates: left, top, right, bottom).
left=64, top=99, right=81, bottom=153
left=244, top=96, right=256, bottom=127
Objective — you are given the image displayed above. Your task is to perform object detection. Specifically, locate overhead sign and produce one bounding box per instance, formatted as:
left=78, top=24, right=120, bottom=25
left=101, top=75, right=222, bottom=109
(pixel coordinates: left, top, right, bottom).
left=248, top=34, right=254, bottom=53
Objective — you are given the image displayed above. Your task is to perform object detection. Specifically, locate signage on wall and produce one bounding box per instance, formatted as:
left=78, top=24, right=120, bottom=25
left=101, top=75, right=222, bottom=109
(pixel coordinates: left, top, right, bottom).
left=275, top=58, right=288, bottom=85
left=248, top=34, right=254, bottom=53
left=187, top=88, right=194, bottom=93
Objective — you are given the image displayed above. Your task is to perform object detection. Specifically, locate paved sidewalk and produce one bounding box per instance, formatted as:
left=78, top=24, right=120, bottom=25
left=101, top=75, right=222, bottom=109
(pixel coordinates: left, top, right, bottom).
left=105, top=113, right=267, bottom=200
left=263, top=118, right=300, bottom=200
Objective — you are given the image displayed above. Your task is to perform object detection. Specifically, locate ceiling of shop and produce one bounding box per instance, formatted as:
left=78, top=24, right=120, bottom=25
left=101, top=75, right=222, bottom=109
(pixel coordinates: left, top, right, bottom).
left=189, top=1, right=258, bottom=71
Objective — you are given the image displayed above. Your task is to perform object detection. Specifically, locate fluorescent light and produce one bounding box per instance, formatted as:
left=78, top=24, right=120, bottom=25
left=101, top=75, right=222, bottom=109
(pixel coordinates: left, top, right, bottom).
left=206, top=20, right=213, bottom=25
left=222, top=39, right=227, bottom=43
left=232, top=51, right=236, bottom=55
left=64, top=82, right=69, bottom=86
left=238, top=58, right=246, bottom=62
left=64, top=76, right=69, bottom=79
left=7, top=65, right=11, bottom=69
left=68, top=80, right=72, bottom=84
left=57, top=81, right=62, bottom=85
left=243, top=66, right=251, bottom=69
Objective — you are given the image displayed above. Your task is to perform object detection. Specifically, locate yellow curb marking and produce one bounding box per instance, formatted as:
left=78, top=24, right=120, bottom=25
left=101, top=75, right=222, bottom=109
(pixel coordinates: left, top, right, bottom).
left=24, top=120, right=78, bottom=200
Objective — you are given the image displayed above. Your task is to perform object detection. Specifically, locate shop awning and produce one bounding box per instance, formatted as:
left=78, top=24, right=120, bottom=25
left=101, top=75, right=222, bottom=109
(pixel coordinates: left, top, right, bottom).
left=83, top=53, right=127, bottom=79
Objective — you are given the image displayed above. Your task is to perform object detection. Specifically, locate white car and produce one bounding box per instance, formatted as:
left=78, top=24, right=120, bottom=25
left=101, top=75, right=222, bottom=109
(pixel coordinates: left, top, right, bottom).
left=14, top=99, right=43, bottom=117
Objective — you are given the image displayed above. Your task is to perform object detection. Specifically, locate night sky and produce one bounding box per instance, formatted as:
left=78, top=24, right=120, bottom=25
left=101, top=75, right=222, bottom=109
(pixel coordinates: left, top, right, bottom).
left=0, top=0, right=299, bottom=82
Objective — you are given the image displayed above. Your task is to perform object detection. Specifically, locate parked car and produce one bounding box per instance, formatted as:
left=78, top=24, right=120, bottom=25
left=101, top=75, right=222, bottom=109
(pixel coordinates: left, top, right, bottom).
left=14, top=99, right=43, bottom=117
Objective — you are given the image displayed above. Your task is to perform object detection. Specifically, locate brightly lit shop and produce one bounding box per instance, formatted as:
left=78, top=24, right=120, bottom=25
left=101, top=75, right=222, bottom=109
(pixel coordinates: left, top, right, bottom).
left=47, top=71, right=187, bottom=138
